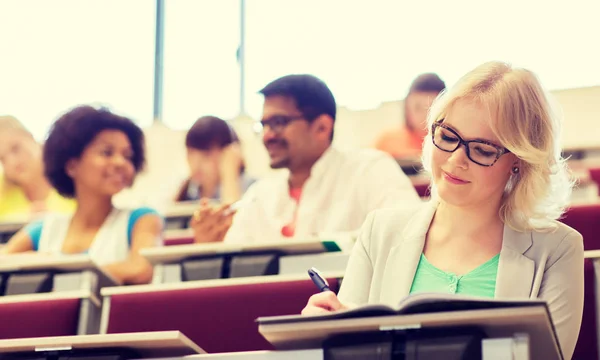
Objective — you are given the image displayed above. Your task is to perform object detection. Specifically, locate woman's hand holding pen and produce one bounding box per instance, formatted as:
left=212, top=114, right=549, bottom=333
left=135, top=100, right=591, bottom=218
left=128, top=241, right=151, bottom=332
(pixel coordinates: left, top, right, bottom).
left=301, top=291, right=349, bottom=315
left=302, top=267, right=350, bottom=315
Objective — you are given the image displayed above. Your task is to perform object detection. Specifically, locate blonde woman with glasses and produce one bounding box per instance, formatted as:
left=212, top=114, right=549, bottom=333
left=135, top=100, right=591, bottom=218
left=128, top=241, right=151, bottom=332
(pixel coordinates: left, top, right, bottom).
left=302, top=62, right=583, bottom=359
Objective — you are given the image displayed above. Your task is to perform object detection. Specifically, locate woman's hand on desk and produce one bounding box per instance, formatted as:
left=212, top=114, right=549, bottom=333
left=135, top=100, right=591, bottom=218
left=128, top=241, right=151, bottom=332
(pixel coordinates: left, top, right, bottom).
left=301, top=291, right=349, bottom=315
left=190, top=199, right=236, bottom=243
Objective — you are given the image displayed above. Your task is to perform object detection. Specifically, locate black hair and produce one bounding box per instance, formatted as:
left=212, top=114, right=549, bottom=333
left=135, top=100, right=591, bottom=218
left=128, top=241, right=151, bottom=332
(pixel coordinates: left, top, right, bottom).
left=259, top=74, right=336, bottom=141
left=44, top=105, right=145, bottom=198
left=408, top=73, right=446, bottom=95
left=185, top=116, right=239, bottom=150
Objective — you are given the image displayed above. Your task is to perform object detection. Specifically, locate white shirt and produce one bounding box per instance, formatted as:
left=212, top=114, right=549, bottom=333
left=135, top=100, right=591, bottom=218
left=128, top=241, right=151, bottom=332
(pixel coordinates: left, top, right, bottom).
left=38, top=208, right=132, bottom=265
left=224, top=147, right=422, bottom=243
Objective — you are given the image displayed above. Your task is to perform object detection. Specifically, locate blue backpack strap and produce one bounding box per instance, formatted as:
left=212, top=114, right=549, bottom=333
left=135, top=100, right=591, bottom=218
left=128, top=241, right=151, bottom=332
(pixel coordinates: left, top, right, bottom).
left=24, top=220, right=44, bottom=251
left=127, top=207, right=161, bottom=246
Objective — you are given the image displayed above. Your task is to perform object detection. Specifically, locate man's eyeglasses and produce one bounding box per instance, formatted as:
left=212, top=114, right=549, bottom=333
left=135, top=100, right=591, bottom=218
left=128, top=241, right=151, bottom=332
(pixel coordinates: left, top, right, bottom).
left=260, top=115, right=305, bottom=134
left=432, top=120, right=509, bottom=167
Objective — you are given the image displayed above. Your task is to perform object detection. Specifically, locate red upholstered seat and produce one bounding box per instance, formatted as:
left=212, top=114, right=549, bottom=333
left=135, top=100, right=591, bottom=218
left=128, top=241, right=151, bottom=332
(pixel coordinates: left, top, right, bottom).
left=413, top=183, right=431, bottom=198
left=106, top=278, right=339, bottom=353
left=590, top=168, right=600, bottom=196
left=0, top=298, right=80, bottom=339
left=560, top=203, right=600, bottom=250
left=164, top=237, right=194, bottom=246
left=573, top=259, right=598, bottom=360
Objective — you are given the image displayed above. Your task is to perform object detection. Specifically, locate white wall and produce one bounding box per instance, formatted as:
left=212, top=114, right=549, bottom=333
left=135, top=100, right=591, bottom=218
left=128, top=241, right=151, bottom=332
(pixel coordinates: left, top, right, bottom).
left=2, top=86, right=598, bottom=210
left=114, top=85, right=600, bottom=210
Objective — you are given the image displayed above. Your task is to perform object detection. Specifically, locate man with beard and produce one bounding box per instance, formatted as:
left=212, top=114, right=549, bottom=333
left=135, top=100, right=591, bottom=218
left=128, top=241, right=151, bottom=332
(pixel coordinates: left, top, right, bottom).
left=191, top=74, right=420, bottom=244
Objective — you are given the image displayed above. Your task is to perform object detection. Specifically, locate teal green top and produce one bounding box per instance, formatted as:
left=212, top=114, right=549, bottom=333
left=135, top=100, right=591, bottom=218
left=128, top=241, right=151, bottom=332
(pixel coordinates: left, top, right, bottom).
left=409, top=253, right=500, bottom=298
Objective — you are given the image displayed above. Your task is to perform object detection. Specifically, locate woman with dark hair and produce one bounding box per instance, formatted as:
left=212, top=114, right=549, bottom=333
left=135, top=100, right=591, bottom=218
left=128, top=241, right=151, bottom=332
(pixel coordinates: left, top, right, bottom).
left=1, top=106, right=162, bottom=285
left=175, top=116, right=254, bottom=204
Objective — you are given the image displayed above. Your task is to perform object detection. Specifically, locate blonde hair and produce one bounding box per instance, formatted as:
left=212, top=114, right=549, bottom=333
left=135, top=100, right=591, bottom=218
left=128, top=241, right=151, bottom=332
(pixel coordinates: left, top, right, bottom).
left=421, top=61, right=572, bottom=232
left=0, top=116, right=35, bottom=189
left=0, top=115, right=31, bottom=137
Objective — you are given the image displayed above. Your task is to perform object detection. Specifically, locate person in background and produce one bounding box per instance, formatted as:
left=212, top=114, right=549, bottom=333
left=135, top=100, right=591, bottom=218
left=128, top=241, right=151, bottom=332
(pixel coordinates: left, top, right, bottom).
left=1, top=106, right=162, bottom=285
left=190, top=74, right=421, bottom=244
left=374, top=73, right=446, bottom=159
left=174, top=116, right=254, bottom=205
left=303, top=62, right=583, bottom=359
left=0, top=115, right=74, bottom=220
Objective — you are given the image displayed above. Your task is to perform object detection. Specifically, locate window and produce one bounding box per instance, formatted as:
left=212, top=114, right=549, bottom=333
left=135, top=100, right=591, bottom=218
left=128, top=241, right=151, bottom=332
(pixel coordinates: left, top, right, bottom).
left=244, top=0, right=600, bottom=116
left=0, top=0, right=155, bottom=140
left=244, top=0, right=408, bottom=117
left=161, top=0, right=240, bottom=130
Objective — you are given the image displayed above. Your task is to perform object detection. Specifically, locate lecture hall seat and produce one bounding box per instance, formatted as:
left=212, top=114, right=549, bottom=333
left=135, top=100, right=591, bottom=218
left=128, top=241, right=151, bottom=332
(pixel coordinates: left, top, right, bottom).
left=105, top=278, right=340, bottom=353
left=589, top=168, right=600, bottom=196
left=164, top=237, right=194, bottom=246
left=413, top=183, right=431, bottom=198
left=560, top=203, right=600, bottom=250
left=0, top=298, right=80, bottom=339
left=573, top=259, right=598, bottom=360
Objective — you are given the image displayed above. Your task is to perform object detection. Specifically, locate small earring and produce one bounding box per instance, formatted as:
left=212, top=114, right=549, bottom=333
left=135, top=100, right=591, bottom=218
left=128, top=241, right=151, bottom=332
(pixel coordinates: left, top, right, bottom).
left=511, top=166, right=520, bottom=175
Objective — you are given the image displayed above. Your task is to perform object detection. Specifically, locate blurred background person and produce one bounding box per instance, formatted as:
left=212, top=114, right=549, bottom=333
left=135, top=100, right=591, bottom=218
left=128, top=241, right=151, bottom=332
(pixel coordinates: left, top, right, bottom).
left=374, top=73, right=446, bottom=159
left=174, top=116, right=254, bottom=205
left=1, top=106, right=162, bottom=285
left=0, top=115, right=74, bottom=220
left=191, top=74, right=421, bottom=244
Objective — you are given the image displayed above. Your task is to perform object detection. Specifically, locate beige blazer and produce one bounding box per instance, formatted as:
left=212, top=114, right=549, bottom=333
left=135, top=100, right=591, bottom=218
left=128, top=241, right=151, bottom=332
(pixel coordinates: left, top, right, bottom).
left=337, top=200, right=584, bottom=360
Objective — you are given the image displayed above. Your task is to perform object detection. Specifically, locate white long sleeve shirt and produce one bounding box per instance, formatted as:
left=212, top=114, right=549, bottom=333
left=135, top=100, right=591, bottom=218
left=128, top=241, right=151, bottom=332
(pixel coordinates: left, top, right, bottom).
left=224, top=147, right=422, bottom=244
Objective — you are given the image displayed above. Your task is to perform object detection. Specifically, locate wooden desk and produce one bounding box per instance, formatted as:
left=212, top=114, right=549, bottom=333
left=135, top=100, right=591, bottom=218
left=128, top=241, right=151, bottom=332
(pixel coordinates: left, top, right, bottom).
left=0, top=289, right=98, bottom=306
left=0, top=222, right=24, bottom=234
left=0, top=221, right=25, bottom=245
left=142, top=240, right=343, bottom=284
left=0, top=253, right=95, bottom=272
left=101, top=271, right=344, bottom=297
left=165, top=201, right=199, bottom=218
left=0, top=253, right=122, bottom=336
left=141, top=239, right=341, bottom=266
left=0, top=331, right=204, bottom=358
left=147, top=349, right=323, bottom=359
left=140, top=341, right=525, bottom=359
left=0, top=253, right=120, bottom=286
left=163, top=202, right=198, bottom=230
left=258, top=306, right=557, bottom=360
left=165, top=228, right=194, bottom=240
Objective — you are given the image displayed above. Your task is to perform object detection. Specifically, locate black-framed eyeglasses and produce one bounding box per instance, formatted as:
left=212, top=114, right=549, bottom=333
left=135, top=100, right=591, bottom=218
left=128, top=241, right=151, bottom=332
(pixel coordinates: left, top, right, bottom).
left=431, top=120, right=510, bottom=167
left=260, top=115, right=305, bottom=134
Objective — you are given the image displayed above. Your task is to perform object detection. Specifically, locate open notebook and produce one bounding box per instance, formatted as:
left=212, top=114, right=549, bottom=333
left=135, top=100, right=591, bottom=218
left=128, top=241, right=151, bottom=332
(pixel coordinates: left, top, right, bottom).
left=257, top=293, right=560, bottom=359
left=258, top=292, right=548, bottom=325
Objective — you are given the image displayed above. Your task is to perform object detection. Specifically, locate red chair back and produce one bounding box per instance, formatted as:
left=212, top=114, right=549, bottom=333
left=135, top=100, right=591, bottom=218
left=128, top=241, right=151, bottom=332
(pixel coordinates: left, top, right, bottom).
left=589, top=168, right=600, bottom=196
left=561, top=203, right=600, bottom=250
left=413, top=183, right=431, bottom=198
left=164, top=237, right=194, bottom=246
left=106, top=278, right=340, bottom=353
left=573, top=259, right=599, bottom=360
left=0, top=298, right=80, bottom=339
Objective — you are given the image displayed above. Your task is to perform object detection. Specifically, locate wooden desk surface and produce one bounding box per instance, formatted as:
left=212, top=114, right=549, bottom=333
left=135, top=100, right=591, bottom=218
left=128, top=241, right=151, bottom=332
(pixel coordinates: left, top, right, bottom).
left=0, top=289, right=100, bottom=307
left=165, top=228, right=194, bottom=240
left=585, top=250, right=600, bottom=259
left=164, top=201, right=198, bottom=218
left=101, top=271, right=345, bottom=297
left=141, top=239, right=337, bottom=265
left=0, top=253, right=121, bottom=285
left=258, top=306, right=559, bottom=360
left=0, top=331, right=204, bottom=357
left=0, top=253, right=92, bottom=272
left=0, top=222, right=25, bottom=234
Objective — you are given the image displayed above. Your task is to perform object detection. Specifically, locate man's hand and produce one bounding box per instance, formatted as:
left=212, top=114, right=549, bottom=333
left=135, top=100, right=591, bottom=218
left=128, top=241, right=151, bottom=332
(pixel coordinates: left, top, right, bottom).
left=190, top=199, right=236, bottom=243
